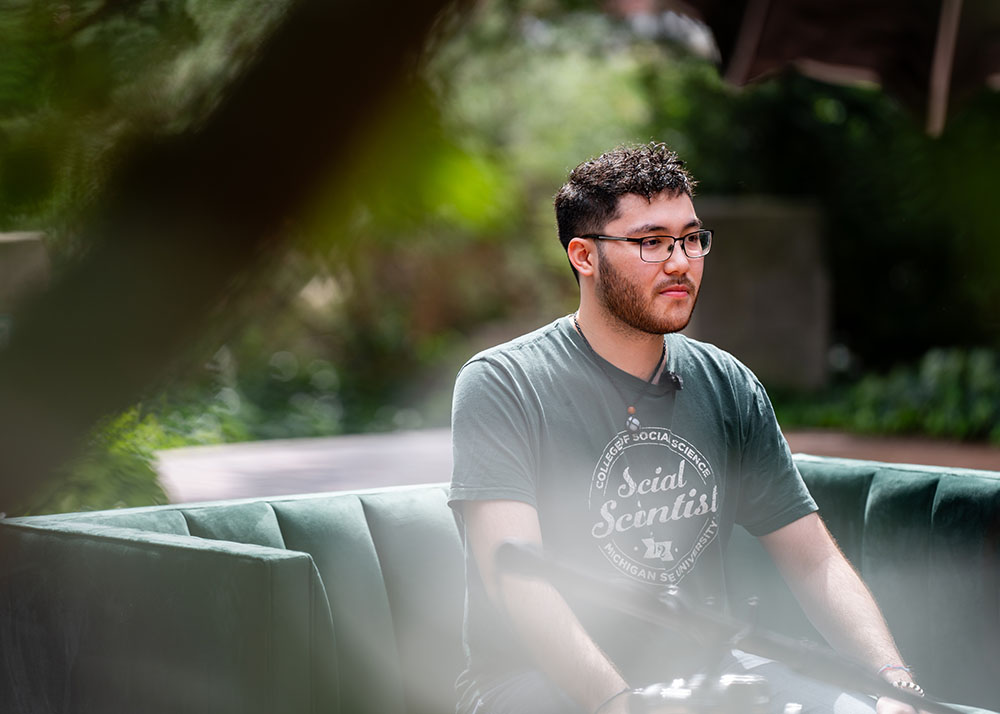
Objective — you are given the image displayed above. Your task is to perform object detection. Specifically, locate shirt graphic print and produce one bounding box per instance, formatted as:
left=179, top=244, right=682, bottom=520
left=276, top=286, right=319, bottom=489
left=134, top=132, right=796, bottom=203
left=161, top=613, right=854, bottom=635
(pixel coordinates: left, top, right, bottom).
left=589, top=426, right=718, bottom=586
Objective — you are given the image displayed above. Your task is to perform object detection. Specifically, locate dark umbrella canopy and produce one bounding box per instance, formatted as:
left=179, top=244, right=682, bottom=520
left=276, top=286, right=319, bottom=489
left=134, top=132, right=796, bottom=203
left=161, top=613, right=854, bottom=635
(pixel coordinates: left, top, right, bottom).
left=685, top=0, right=1000, bottom=135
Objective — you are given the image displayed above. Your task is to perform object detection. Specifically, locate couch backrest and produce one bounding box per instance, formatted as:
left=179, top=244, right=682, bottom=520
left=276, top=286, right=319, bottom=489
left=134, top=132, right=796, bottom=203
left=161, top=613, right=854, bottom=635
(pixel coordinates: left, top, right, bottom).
left=727, top=455, right=1000, bottom=709
left=29, top=484, right=467, bottom=714
left=266, top=487, right=466, bottom=714
left=0, top=517, right=336, bottom=714
left=6, top=456, right=999, bottom=712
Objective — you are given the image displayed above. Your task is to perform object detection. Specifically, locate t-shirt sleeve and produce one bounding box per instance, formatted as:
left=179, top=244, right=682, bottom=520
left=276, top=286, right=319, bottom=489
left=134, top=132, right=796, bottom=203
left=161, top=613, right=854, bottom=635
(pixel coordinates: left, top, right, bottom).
left=448, top=357, right=539, bottom=509
left=734, top=378, right=818, bottom=536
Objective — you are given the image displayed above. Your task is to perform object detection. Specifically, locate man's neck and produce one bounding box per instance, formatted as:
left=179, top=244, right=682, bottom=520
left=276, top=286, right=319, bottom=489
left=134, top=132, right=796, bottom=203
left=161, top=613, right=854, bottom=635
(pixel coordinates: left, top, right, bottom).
left=574, top=305, right=666, bottom=381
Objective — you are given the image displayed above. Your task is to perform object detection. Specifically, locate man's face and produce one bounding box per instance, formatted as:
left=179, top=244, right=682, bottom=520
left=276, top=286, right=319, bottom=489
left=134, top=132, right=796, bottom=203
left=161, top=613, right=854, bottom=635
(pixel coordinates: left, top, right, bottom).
left=594, top=191, right=704, bottom=335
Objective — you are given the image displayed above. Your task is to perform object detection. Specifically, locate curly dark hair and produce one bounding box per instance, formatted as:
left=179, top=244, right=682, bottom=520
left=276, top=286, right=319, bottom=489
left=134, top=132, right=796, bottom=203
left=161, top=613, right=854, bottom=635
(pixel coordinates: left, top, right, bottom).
left=554, top=142, right=696, bottom=279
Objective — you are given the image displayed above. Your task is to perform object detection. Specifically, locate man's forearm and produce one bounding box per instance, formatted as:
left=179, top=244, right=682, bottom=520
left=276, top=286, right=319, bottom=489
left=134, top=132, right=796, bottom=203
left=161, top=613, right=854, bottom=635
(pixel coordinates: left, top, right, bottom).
left=760, top=514, right=917, bottom=687
left=464, top=499, right=632, bottom=714
left=785, top=546, right=912, bottom=681
left=496, top=568, right=630, bottom=714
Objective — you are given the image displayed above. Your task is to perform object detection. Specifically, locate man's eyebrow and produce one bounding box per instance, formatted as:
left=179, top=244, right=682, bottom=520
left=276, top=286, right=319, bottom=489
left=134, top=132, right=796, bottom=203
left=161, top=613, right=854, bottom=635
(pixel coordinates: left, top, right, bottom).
left=625, top=217, right=702, bottom=235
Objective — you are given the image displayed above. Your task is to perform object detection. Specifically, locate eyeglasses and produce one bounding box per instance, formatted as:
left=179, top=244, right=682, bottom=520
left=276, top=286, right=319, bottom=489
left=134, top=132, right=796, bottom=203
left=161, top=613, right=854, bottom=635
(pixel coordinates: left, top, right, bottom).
left=580, top=229, right=713, bottom=262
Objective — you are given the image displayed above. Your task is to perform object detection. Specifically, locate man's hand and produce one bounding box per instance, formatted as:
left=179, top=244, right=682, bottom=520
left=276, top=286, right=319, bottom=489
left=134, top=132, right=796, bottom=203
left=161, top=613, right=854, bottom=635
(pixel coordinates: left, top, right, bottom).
left=876, top=694, right=926, bottom=714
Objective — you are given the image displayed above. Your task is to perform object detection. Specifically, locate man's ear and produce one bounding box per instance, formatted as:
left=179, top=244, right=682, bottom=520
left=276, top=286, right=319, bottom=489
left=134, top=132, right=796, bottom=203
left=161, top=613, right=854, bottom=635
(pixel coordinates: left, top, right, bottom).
left=567, top=237, right=597, bottom=278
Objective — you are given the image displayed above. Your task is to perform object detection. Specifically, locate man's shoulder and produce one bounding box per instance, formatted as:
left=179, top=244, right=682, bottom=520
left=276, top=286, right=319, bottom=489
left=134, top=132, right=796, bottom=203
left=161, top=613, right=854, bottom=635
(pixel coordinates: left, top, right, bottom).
left=461, top=316, right=572, bottom=375
left=671, top=333, right=761, bottom=388
left=452, top=316, right=575, bottom=416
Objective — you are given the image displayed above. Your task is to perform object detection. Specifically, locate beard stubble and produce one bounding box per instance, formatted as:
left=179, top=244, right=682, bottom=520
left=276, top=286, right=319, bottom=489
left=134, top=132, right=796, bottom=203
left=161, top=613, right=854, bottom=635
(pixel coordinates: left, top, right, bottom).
left=595, top=246, right=698, bottom=335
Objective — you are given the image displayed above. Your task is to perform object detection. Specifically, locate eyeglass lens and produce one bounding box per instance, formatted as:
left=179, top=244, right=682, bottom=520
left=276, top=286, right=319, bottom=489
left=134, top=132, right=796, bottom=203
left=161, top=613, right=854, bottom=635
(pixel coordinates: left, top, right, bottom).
left=640, top=231, right=711, bottom=262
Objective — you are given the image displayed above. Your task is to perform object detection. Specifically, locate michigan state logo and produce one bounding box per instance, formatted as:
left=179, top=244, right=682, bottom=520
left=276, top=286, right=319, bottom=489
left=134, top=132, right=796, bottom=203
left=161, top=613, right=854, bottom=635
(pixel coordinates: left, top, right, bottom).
left=589, top=427, right=718, bottom=585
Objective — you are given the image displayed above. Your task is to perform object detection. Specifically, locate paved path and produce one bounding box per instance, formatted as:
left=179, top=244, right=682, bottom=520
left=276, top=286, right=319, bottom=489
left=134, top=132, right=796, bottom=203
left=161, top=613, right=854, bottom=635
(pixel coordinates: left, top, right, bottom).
left=785, top=429, right=1000, bottom=472
left=157, top=428, right=454, bottom=502
left=156, top=427, right=1000, bottom=503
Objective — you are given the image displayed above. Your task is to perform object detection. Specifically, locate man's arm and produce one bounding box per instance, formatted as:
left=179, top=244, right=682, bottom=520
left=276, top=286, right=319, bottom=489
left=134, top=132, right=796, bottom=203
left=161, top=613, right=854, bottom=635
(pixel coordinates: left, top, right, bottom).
left=759, top=512, right=921, bottom=713
left=463, top=498, right=631, bottom=714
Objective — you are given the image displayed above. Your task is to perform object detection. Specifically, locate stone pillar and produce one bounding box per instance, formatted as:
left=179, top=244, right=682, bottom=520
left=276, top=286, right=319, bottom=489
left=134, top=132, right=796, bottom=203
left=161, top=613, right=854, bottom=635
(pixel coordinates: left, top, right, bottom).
left=684, top=197, right=829, bottom=390
left=0, top=232, right=50, bottom=348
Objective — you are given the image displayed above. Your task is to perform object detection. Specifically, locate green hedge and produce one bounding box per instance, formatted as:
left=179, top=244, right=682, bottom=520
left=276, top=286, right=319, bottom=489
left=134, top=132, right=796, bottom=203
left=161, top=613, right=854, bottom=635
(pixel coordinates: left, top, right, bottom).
left=17, top=408, right=168, bottom=516
left=775, top=348, right=1000, bottom=444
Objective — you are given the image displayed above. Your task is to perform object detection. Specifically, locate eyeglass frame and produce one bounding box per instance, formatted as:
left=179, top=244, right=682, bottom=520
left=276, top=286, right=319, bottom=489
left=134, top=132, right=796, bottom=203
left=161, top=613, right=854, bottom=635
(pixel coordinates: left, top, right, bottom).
left=578, top=229, right=713, bottom=262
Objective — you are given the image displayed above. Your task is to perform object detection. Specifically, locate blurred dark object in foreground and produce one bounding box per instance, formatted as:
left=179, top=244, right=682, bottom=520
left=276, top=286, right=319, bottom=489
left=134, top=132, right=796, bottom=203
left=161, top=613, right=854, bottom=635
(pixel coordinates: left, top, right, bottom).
left=687, top=0, right=1000, bottom=135
left=0, top=233, right=50, bottom=351
left=0, top=0, right=457, bottom=511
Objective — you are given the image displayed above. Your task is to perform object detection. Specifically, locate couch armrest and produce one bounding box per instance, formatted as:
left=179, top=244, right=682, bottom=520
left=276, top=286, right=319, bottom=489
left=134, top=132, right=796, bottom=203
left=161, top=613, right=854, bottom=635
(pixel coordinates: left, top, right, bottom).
left=0, top=520, right=336, bottom=714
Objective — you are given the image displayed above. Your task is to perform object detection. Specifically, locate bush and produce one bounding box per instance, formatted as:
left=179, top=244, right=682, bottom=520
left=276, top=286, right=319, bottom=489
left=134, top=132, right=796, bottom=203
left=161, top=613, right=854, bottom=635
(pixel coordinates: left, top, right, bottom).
left=774, top=348, right=1000, bottom=444
left=17, top=407, right=168, bottom=516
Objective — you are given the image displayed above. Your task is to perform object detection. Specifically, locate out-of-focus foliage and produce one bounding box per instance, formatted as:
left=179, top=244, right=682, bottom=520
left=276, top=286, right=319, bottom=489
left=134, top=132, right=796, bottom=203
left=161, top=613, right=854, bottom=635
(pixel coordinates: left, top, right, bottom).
left=2, top=0, right=293, bottom=514
left=4, top=0, right=999, bottom=512
left=649, top=68, right=1000, bottom=367
left=775, top=348, right=1000, bottom=444
left=19, top=407, right=169, bottom=515
left=131, top=2, right=679, bottom=447
left=0, top=0, right=289, bottom=248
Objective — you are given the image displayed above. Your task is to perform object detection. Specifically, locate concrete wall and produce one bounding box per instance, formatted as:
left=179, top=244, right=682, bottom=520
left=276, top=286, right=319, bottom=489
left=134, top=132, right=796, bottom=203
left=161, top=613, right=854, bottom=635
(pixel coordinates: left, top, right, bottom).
left=684, top=196, right=830, bottom=390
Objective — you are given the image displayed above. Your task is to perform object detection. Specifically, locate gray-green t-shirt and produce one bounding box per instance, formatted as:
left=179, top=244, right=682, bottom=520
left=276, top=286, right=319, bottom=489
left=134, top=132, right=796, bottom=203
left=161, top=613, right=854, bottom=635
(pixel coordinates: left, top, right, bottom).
left=449, top=316, right=816, bottom=690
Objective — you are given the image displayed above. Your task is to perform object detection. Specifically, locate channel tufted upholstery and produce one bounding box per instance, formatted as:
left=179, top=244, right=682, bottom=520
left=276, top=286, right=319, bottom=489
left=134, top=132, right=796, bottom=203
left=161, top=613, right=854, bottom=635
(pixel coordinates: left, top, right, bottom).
left=0, top=456, right=997, bottom=713
left=726, top=455, right=1000, bottom=710
left=0, top=485, right=465, bottom=714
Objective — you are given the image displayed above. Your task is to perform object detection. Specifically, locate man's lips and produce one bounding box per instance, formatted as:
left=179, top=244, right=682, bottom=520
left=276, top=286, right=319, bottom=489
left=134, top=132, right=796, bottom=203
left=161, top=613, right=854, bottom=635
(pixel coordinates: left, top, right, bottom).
left=658, top=282, right=693, bottom=298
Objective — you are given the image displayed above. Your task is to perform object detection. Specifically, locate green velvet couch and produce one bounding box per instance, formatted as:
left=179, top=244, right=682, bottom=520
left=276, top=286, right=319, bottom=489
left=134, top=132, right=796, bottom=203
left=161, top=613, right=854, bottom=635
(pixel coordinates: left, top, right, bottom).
left=0, top=454, right=997, bottom=713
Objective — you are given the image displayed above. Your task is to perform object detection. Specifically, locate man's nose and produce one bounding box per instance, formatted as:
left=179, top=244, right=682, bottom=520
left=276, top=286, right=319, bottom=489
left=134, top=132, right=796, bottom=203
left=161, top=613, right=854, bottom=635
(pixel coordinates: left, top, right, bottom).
left=662, top=242, right=690, bottom=273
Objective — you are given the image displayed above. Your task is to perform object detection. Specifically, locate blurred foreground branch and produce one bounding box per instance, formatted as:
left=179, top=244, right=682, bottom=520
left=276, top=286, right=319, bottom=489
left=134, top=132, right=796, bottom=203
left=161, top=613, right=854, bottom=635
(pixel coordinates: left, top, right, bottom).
left=0, top=0, right=458, bottom=510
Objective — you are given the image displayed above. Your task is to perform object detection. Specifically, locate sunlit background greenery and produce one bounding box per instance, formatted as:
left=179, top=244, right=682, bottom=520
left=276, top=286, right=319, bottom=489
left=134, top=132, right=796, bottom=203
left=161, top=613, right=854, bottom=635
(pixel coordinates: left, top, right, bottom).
left=3, top=0, right=999, bottom=513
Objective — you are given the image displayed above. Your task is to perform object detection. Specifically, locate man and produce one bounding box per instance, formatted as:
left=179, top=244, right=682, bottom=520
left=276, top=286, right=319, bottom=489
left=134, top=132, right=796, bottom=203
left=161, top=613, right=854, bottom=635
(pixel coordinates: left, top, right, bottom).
left=448, top=143, right=922, bottom=714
